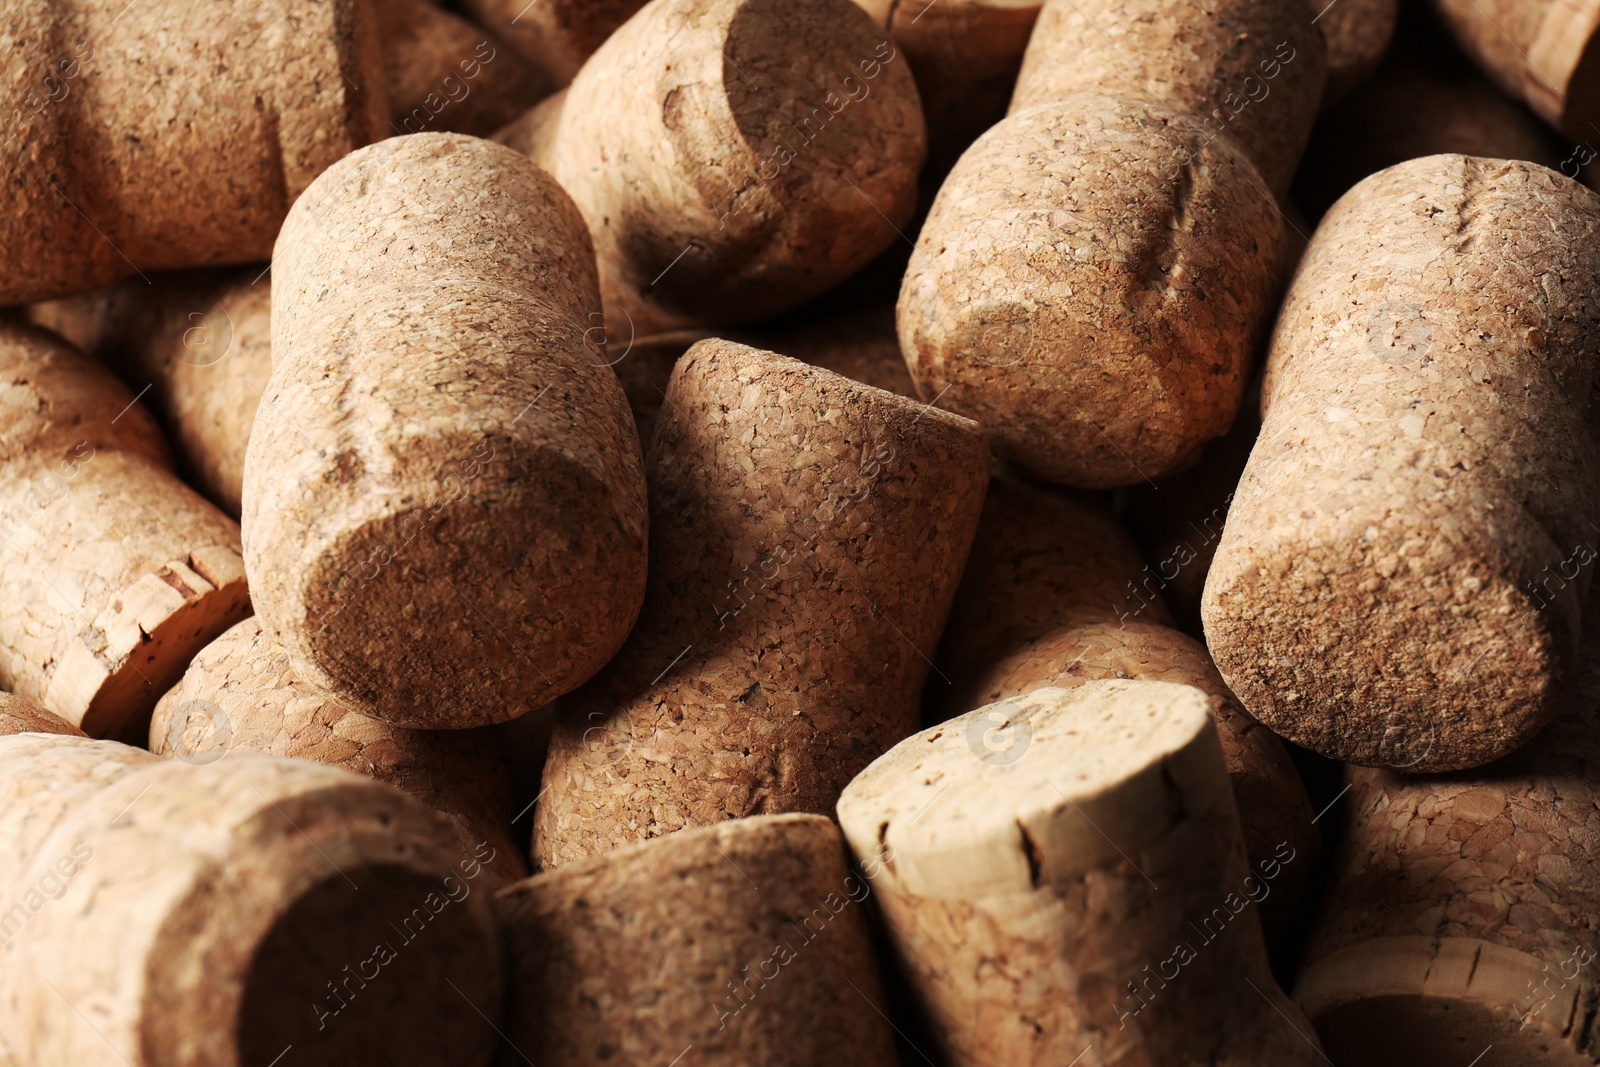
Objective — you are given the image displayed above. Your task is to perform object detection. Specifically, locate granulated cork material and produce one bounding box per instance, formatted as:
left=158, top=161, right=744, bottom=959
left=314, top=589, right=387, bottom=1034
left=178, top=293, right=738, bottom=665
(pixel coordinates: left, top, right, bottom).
left=460, top=0, right=647, bottom=86
left=899, top=93, right=1284, bottom=488
left=838, top=683, right=1325, bottom=1066
left=150, top=617, right=526, bottom=887
left=0, top=321, right=250, bottom=742
left=1433, top=0, right=1600, bottom=138
left=29, top=267, right=271, bottom=518
left=533, top=340, right=989, bottom=869
left=1319, top=0, right=1399, bottom=106
left=498, top=814, right=897, bottom=1066
left=1204, top=154, right=1600, bottom=771
left=244, top=132, right=648, bottom=731
left=494, top=0, right=926, bottom=334
left=0, top=0, right=388, bottom=305
left=0, top=693, right=81, bottom=737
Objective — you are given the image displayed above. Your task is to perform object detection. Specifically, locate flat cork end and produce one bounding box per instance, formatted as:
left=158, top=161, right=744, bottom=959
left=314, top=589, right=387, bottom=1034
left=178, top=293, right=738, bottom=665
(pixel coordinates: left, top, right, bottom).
left=837, top=680, right=1228, bottom=899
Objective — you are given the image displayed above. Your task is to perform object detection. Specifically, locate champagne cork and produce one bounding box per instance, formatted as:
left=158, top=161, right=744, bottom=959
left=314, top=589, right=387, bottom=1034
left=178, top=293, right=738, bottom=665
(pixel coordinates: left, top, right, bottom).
left=534, top=339, right=989, bottom=869
left=28, top=267, right=270, bottom=518
left=498, top=814, right=897, bottom=1066
left=244, top=132, right=648, bottom=731
left=0, top=693, right=82, bottom=738
left=150, top=617, right=527, bottom=886
left=0, top=0, right=387, bottom=305
left=458, top=0, right=647, bottom=86
left=494, top=0, right=926, bottom=334
left=1318, top=0, right=1400, bottom=106
left=1203, top=154, right=1600, bottom=771
left=1432, top=0, right=1600, bottom=138
left=0, top=321, right=250, bottom=742
left=0, top=733, right=503, bottom=1066
left=837, top=682, right=1326, bottom=1066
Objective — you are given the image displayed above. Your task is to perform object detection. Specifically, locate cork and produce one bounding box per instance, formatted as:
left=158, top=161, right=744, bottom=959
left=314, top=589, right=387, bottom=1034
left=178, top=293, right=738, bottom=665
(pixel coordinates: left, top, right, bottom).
left=29, top=267, right=271, bottom=518
left=0, top=733, right=502, bottom=1067
left=0, top=693, right=82, bottom=738
left=898, top=93, right=1285, bottom=488
left=243, top=132, right=648, bottom=731
left=837, top=682, right=1326, bottom=1066
left=0, top=321, right=250, bottom=742
left=0, top=0, right=387, bottom=305
left=1318, top=0, right=1400, bottom=106
left=1294, top=587, right=1600, bottom=1065
left=533, top=339, right=990, bottom=869
left=149, top=617, right=527, bottom=887
left=498, top=813, right=897, bottom=1066
left=1203, top=154, right=1600, bottom=771
left=493, top=0, right=926, bottom=335
left=934, top=474, right=1318, bottom=946
left=459, top=0, right=647, bottom=86
left=1432, top=0, right=1600, bottom=138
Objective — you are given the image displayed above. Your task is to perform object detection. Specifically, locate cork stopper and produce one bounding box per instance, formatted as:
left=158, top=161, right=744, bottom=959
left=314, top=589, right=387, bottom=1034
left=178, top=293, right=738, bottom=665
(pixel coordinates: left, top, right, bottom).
left=497, top=813, right=897, bottom=1066
left=1319, top=0, right=1400, bottom=106
left=459, top=0, right=648, bottom=86
left=244, top=132, right=648, bottom=730
left=0, top=693, right=83, bottom=738
left=1433, top=0, right=1600, bottom=138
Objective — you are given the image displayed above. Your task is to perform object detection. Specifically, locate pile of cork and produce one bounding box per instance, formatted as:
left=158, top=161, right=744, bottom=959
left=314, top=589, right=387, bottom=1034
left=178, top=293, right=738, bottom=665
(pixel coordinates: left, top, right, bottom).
left=2, top=0, right=1598, bottom=1063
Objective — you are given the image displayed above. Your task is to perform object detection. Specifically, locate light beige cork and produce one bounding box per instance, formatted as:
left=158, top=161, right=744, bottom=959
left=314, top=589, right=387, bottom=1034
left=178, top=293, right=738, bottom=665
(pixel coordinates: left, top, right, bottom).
left=1432, top=0, right=1600, bottom=138
left=838, top=682, right=1326, bottom=1066
left=1294, top=593, right=1600, bottom=1065
left=0, top=321, right=250, bottom=742
left=244, top=132, right=648, bottom=731
left=899, top=93, right=1285, bottom=488
left=0, top=0, right=387, bottom=305
left=149, top=617, right=527, bottom=887
left=29, top=267, right=271, bottom=518
left=533, top=339, right=989, bottom=869
left=1203, top=154, right=1600, bottom=771
left=0, top=693, right=82, bottom=738
left=498, top=814, right=897, bottom=1066
left=0, top=733, right=503, bottom=1067
left=1318, top=0, right=1400, bottom=106
left=459, top=0, right=647, bottom=86
left=494, top=0, right=926, bottom=335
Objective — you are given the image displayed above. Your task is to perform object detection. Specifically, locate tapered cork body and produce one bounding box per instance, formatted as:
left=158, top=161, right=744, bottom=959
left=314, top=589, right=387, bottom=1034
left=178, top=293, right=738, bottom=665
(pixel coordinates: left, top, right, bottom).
left=494, top=0, right=926, bottom=334
left=1204, top=155, right=1600, bottom=771
left=0, top=693, right=81, bottom=738
left=1295, top=589, right=1600, bottom=1065
left=534, top=340, right=989, bottom=869
left=1433, top=0, right=1600, bottom=138
left=1318, top=0, right=1399, bottom=106
left=899, top=93, right=1284, bottom=488
left=244, top=132, right=648, bottom=731
left=498, top=814, right=897, bottom=1066
left=29, top=267, right=271, bottom=517
left=0, top=734, right=502, bottom=1067
left=459, top=0, right=647, bottom=86
left=0, top=322, right=250, bottom=742
left=1010, top=0, right=1328, bottom=196
left=149, top=617, right=526, bottom=887
left=0, top=0, right=387, bottom=304
left=838, top=683, right=1325, bottom=1066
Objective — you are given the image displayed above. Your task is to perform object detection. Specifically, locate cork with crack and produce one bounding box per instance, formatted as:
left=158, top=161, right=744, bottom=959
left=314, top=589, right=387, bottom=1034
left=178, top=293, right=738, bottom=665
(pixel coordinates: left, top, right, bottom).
left=533, top=339, right=989, bottom=869
left=1431, top=0, right=1600, bottom=138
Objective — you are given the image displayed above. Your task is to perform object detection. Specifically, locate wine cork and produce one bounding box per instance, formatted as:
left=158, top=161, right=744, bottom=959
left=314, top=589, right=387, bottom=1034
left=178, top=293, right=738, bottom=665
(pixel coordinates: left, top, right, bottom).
left=0, top=733, right=503, bottom=1067
left=1432, top=0, right=1600, bottom=138
left=149, top=617, right=527, bottom=887
left=459, top=0, right=647, bottom=86
left=244, top=132, right=648, bottom=731
left=493, top=0, right=926, bottom=335
left=1318, top=0, right=1400, bottom=106
left=0, top=0, right=387, bottom=305
left=498, top=814, right=897, bottom=1066
left=0, top=321, right=250, bottom=742
left=837, top=682, right=1326, bottom=1066
left=1203, top=154, right=1600, bottom=771
left=0, top=693, right=82, bottom=738
left=28, top=267, right=270, bottom=518
left=533, top=339, right=989, bottom=869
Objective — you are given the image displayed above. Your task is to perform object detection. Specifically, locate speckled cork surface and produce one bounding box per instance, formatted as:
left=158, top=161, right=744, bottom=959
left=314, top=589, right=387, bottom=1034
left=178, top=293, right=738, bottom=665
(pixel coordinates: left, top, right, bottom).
left=0, top=693, right=81, bottom=737
left=150, top=617, right=526, bottom=886
left=533, top=339, right=989, bottom=869
left=244, top=132, right=648, bottom=731
left=498, top=813, right=897, bottom=1066
left=0, top=321, right=250, bottom=742
left=0, top=0, right=388, bottom=305
left=461, top=0, right=647, bottom=86
left=838, top=682, right=1325, bottom=1066
left=1433, top=0, right=1600, bottom=137
left=1204, top=154, right=1600, bottom=772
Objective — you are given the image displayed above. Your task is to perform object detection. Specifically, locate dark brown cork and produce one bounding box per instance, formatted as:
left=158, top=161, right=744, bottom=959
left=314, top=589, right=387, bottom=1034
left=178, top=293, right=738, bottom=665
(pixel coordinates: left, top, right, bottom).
left=0, top=734, right=502, bottom=1067
left=533, top=339, right=989, bottom=869
left=0, top=321, right=250, bottom=742
left=497, top=813, right=897, bottom=1067
left=1432, top=0, right=1600, bottom=138
left=243, top=132, right=648, bottom=731
left=149, top=617, right=527, bottom=887
left=0, top=0, right=388, bottom=304
left=1318, top=0, right=1400, bottom=106
left=838, top=682, right=1326, bottom=1066
left=1204, top=154, right=1600, bottom=772
left=459, top=0, right=648, bottom=87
